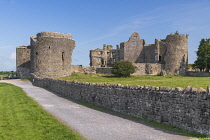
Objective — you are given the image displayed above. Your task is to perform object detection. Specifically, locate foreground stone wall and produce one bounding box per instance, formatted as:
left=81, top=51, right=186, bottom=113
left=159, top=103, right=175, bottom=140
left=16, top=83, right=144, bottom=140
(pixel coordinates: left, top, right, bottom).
left=31, top=74, right=210, bottom=136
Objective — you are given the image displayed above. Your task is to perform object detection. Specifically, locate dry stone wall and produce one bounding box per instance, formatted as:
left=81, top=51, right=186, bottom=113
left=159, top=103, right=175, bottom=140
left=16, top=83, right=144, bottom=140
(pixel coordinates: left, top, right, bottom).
left=31, top=74, right=210, bottom=136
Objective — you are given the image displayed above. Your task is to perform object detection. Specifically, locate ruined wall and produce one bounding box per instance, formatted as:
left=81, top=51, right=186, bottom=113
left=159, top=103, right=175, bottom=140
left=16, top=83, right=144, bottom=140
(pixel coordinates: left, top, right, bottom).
left=16, top=46, right=31, bottom=78
left=133, top=63, right=162, bottom=75
left=69, top=65, right=96, bottom=75
left=90, top=49, right=105, bottom=67
left=90, top=44, right=117, bottom=67
left=155, top=39, right=167, bottom=63
left=121, top=32, right=145, bottom=63
left=31, top=32, right=75, bottom=78
left=95, top=63, right=161, bottom=75
left=143, top=44, right=157, bottom=63
left=89, top=32, right=189, bottom=76
left=96, top=67, right=112, bottom=74
left=163, top=34, right=188, bottom=76
left=71, top=65, right=84, bottom=73
left=31, top=74, right=210, bottom=136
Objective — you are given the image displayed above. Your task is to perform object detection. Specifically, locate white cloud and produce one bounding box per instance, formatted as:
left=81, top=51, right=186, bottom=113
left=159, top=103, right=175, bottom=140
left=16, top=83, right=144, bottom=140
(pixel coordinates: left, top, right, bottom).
left=9, top=52, right=16, bottom=60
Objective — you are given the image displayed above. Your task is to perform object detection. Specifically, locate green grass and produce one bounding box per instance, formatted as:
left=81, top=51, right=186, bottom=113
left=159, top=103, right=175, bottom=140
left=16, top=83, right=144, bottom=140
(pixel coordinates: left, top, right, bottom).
left=0, top=83, right=85, bottom=140
left=59, top=73, right=210, bottom=89
left=77, top=101, right=210, bottom=140
left=20, top=78, right=30, bottom=81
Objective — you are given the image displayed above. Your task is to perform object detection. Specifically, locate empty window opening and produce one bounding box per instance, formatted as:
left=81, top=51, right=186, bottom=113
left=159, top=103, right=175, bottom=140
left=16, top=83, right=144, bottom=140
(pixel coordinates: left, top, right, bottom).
left=62, top=52, right=65, bottom=62
left=35, top=52, right=38, bottom=55
left=159, top=56, right=161, bottom=62
left=98, top=51, right=102, bottom=54
left=133, top=41, right=138, bottom=46
left=133, top=36, right=137, bottom=39
left=98, top=58, right=101, bottom=62
left=49, top=46, right=51, bottom=49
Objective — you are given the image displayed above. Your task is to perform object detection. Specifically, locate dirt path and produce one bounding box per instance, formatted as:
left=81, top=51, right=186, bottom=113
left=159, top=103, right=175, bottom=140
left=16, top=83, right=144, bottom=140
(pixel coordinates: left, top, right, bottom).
left=1, top=79, right=191, bottom=140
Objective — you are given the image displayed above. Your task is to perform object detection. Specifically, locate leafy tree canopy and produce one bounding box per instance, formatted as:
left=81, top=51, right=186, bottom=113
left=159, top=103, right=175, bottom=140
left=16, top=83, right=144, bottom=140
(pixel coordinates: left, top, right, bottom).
left=111, top=61, right=136, bottom=77
left=194, top=38, right=210, bottom=71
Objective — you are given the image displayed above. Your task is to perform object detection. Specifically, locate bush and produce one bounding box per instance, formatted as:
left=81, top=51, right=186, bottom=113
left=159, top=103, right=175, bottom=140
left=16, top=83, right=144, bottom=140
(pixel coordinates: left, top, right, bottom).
left=111, top=61, right=136, bottom=77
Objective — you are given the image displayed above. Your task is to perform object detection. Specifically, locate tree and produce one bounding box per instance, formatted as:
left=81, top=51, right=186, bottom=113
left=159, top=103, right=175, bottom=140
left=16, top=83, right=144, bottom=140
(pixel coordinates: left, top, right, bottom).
left=194, top=38, right=210, bottom=71
left=111, top=61, right=136, bottom=77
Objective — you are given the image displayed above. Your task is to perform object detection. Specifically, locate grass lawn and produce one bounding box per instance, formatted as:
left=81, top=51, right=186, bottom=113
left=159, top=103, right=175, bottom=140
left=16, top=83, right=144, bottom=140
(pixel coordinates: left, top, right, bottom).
left=60, top=73, right=210, bottom=89
left=0, top=83, right=85, bottom=140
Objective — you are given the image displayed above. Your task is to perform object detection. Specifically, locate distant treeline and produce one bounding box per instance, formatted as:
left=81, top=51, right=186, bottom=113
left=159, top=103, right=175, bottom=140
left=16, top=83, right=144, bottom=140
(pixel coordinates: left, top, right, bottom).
left=0, top=71, right=16, bottom=76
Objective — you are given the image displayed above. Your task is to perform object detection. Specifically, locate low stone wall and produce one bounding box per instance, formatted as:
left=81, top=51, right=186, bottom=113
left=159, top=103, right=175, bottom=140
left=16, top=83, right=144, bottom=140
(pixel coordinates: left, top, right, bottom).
left=31, top=74, right=210, bottom=136
left=96, top=67, right=112, bottom=74
left=187, top=71, right=210, bottom=77
left=71, top=65, right=96, bottom=74
left=95, top=63, right=162, bottom=75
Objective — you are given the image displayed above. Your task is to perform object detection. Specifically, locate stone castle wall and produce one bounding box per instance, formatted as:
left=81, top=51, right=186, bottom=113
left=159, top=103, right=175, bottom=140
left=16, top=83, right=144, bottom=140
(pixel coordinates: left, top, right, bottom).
left=95, top=63, right=162, bottom=75
left=31, top=74, right=210, bottom=136
left=163, top=34, right=188, bottom=76
left=133, top=63, right=162, bottom=75
left=90, top=32, right=188, bottom=76
left=16, top=46, right=31, bottom=78
left=71, top=65, right=96, bottom=74
left=96, top=67, right=112, bottom=74
left=31, top=32, right=75, bottom=78
left=122, top=32, right=145, bottom=63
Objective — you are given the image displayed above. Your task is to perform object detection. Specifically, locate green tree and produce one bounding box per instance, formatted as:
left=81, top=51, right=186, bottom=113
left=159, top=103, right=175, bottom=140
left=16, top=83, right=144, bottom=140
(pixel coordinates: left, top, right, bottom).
left=112, top=61, right=136, bottom=77
left=194, top=38, right=210, bottom=71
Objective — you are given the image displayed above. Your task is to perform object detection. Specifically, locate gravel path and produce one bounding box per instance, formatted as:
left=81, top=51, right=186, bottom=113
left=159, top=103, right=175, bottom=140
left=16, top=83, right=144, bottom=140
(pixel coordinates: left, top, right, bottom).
left=1, top=79, right=191, bottom=140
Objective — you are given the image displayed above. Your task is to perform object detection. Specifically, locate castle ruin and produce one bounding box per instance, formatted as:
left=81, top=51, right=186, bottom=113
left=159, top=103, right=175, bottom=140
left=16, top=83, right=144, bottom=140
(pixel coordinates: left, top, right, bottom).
left=90, top=32, right=188, bottom=76
left=17, top=31, right=188, bottom=78
left=17, top=32, right=75, bottom=78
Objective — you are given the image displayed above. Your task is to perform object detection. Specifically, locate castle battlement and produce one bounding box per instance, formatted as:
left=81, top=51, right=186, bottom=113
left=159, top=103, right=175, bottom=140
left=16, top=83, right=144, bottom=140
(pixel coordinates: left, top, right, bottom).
left=37, top=32, right=72, bottom=39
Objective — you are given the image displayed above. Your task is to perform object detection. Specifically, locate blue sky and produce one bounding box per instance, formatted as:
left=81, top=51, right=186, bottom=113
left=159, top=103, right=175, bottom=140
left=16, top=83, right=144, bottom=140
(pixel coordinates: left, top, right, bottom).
left=0, top=0, right=210, bottom=71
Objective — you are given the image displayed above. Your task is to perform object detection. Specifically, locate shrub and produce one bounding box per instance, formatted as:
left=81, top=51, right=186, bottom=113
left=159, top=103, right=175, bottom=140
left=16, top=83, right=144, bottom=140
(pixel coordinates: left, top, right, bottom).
left=111, top=61, right=136, bottom=77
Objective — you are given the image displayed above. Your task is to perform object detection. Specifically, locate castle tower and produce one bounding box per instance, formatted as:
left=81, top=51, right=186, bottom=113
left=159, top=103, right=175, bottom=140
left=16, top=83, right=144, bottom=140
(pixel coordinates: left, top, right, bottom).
left=163, top=34, right=188, bottom=76
left=16, top=46, right=31, bottom=78
left=30, top=32, right=75, bottom=78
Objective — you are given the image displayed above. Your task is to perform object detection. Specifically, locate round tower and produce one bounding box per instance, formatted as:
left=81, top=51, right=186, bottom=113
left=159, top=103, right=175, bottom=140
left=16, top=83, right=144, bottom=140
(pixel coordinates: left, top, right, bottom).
left=163, top=34, right=188, bottom=76
left=31, top=32, right=75, bottom=78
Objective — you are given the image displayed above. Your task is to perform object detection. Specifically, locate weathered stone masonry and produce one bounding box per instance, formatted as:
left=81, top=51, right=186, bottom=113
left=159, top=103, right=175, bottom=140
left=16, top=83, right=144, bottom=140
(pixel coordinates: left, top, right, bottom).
left=31, top=74, right=210, bottom=136
left=90, top=32, right=188, bottom=76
